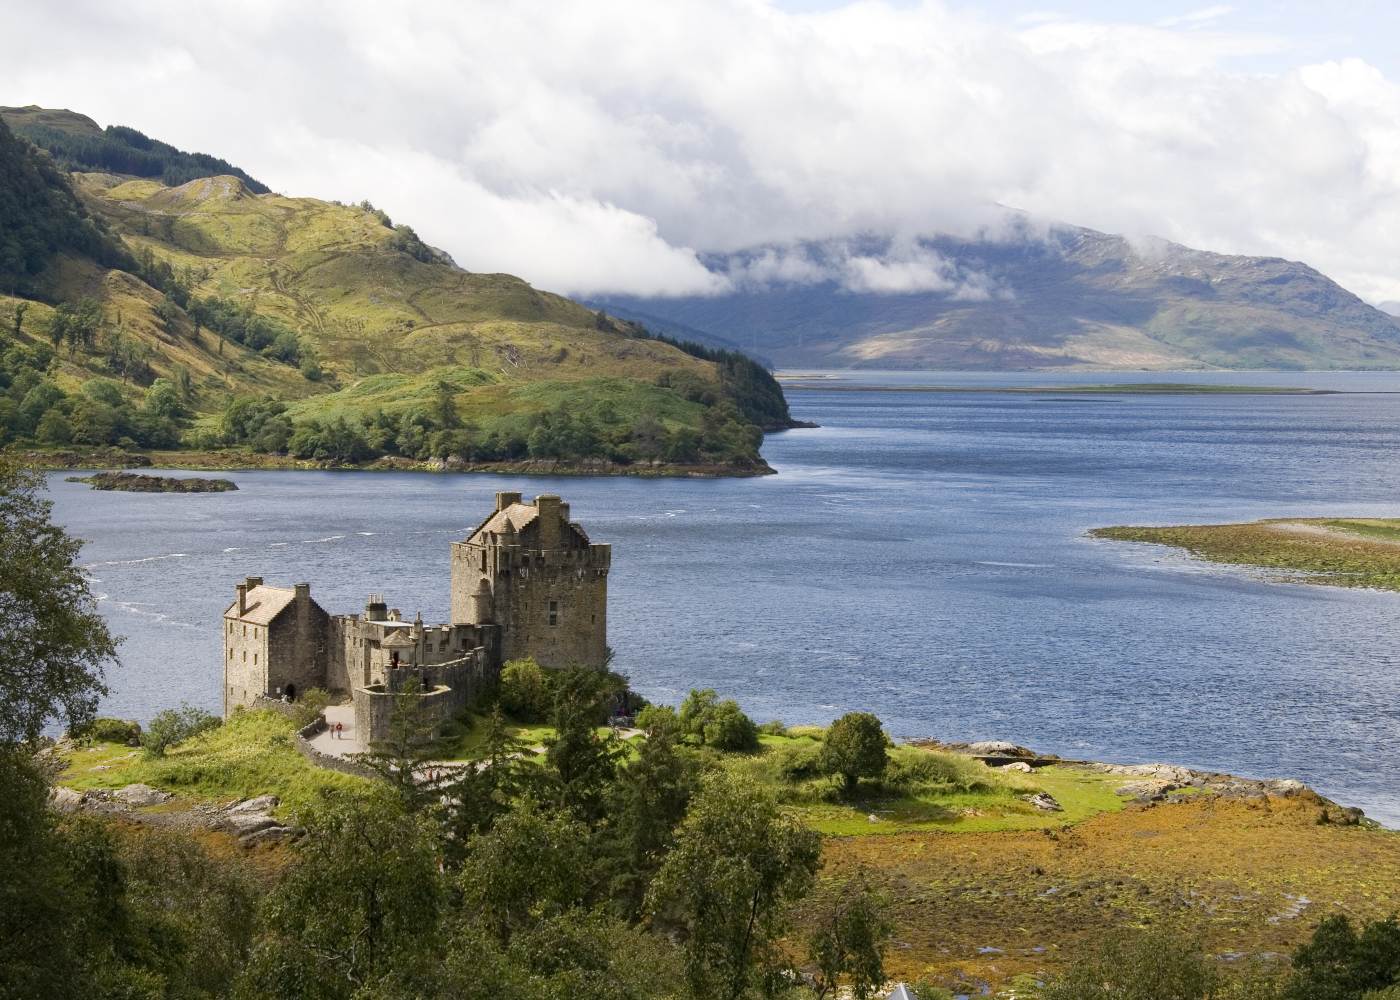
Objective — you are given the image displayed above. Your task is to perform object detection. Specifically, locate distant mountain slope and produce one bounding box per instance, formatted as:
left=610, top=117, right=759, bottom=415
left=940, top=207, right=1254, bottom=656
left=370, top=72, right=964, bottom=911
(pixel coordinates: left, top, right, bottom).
left=2, top=106, right=270, bottom=194
left=598, top=227, right=1400, bottom=370
left=0, top=110, right=791, bottom=473
left=1381, top=301, right=1400, bottom=318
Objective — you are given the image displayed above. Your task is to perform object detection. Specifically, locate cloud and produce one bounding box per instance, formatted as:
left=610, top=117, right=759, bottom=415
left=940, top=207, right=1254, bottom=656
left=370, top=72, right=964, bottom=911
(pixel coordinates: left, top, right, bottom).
left=3, top=0, right=1400, bottom=302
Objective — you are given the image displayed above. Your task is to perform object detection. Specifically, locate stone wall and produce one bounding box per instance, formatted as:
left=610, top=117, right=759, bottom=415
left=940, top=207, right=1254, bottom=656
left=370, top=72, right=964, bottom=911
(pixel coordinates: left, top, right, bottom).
left=265, top=586, right=329, bottom=700
left=496, top=549, right=609, bottom=668
left=223, top=615, right=269, bottom=715
left=352, top=682, right=459, bottom=744
left=292, top=716, right=376, bottom=780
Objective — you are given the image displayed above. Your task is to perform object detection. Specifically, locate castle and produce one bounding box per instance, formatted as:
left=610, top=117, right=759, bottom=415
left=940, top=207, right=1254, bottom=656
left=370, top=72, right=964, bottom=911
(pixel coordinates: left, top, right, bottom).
left=222, top=492, right=610, bottom=740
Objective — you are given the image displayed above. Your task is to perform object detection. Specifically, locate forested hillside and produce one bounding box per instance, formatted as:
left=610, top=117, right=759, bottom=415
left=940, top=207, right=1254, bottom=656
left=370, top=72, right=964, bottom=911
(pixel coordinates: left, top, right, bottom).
left=0, top=110, right=795, bottom=474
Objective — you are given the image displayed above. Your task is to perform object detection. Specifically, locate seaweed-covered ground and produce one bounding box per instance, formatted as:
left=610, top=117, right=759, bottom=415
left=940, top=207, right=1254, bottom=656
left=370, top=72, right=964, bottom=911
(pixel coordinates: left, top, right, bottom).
left=1092, top=518, right=1400, bottom=591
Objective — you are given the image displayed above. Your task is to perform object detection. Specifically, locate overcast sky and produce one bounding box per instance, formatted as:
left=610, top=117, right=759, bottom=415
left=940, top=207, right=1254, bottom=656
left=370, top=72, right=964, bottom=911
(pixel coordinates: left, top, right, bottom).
left=5, top=0, right=1399, bottom=303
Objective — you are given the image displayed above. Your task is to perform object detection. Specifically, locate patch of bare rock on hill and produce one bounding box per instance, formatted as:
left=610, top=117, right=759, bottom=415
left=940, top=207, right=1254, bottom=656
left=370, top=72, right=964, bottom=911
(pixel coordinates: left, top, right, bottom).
left=49, top=783, right=300, bottom=847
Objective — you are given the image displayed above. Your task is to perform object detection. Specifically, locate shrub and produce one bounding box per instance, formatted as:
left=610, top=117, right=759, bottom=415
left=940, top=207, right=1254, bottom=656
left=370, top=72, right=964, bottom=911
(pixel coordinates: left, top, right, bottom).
left=140, top=703, right=221, bottom=757
left=819, top=712, right=888, bottom=792
left=291, top=687, right=331, bottom=729
left=758, top=719, right=787, bottom=736
left=774, top=741, right=824, bottom=782
left=636, top=704, right=681, bottom=740
left=499, top=658, right=550, bottom=722
left=885, top=749, right=996, bottom=793
left=703, top=700, right=758, bottom=753
left=84, top=717, right=141, bottom=745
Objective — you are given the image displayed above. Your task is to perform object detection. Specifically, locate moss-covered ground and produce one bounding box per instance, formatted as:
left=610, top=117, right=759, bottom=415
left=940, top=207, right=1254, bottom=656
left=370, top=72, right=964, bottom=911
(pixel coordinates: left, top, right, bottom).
left=1092, top=518, right=1400, bottom=590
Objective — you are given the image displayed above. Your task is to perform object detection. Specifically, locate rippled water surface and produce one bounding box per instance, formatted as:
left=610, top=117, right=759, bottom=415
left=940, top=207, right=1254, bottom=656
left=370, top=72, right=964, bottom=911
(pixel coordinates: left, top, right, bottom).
left=48, top=371, right=1400, bottom=824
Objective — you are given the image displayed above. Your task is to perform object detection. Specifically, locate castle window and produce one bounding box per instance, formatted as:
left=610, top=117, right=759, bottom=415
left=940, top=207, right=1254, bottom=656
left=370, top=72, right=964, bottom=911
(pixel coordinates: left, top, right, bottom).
left=242, top=651, right=247, bottom=662
left=549, top=600, right=559, bottom=626
left=242, top=625, right=247, bottom=637
left=253, top=653, right=258, bottom=665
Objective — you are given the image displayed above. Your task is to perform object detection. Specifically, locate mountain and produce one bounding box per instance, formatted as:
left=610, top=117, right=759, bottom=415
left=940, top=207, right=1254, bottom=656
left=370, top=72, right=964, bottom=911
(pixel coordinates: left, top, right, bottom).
left=0, top=110, right=791, bottom=473
left=1380, top=301, right=1400, bottom=318
left=596, top=226, right=1400, bottom=370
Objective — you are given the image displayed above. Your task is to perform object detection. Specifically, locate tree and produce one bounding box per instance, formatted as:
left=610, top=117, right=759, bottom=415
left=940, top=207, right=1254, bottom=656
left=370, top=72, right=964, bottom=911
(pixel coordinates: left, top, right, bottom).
left=1287, top=915, right=1400, bottom=1000
left=498, top=657, right=550, bottom=721
left=703, top=699, right=759, bottom=752
left=457, top=800, right=596, bottom=943
left=237, top=791, right=442, bottom=999
left=820, top=712, right=888, bottom=792
left=353, top=675, right=449, bottom=813
left=647, top=771, right=821, bottom=1000
left=432, top=379, right=459, bottom=429
left=0, top=461, right=116, bottom=743
left=805, top=871, right=893, bottom=1000
left=440, top=704, right=533, bottom=858
left=140, top=702, right=221, bottom=757
left=11, top=301, right=26, bottom=336
left=34, top=407, right=71, bottom=445
left=1039, top=928, right=1222, bottom=1000
left=545, top=668, right=624, bottom=823
left=680, top=688, right=720, bottom=744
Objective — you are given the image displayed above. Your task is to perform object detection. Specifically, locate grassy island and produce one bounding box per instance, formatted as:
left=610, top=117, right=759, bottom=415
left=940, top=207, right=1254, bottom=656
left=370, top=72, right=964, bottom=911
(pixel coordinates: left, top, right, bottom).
left=1092, top=517, right=1400, bottom=590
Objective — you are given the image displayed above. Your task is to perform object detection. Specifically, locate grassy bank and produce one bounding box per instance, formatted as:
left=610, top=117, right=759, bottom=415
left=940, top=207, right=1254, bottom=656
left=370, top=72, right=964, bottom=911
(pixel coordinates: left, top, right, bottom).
left=1092, top=518, right=1400, bottom=590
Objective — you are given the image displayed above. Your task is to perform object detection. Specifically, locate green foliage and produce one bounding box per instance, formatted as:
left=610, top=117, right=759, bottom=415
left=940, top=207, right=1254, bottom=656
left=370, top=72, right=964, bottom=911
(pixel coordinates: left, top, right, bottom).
left=680, top=688, right=759, bottom=751
left=0, top=117, right=131, bottom=295
left=1038, top=928, right=1223, bottom=1000
left=1286, top=915, right=1400, bottom=1000
left=457, top=800, right=598, bottom=943
left=805, top=870, right=893, bottom=1000
left=819, top=712, right=889, bottom=792
left=499, top=657, right=551, bottom=721
left=636, top=703, right=683, bottom=740
left=141, top=703, right=221, bottom=757
left=648, top=770, right=822, bottom=1000
left=289, top=687, right=330, bottom=730
left=0, top=461, right=115, bottom=743
left=544, top=668, right=625, bottom=822
left=237, top=790, right=442, bottom=999
left=84, top=717, right=142, bottom=745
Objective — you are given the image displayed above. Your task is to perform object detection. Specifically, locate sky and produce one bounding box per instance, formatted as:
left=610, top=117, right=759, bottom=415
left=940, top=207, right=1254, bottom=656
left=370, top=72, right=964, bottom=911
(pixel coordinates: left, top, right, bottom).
left=4, top=0, right=1399, bottom=304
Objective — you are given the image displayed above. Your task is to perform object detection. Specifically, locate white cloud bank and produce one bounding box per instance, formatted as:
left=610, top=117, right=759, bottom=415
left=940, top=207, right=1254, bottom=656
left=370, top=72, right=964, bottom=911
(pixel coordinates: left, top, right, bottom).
left=3, top=0, right=1400, bottom=302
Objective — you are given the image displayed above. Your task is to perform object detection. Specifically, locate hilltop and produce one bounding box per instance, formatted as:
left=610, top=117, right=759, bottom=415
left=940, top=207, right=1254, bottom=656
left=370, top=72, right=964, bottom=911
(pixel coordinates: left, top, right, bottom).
left=597, top=226, right=1400, bottom=370
left=0, top=109, right=794, bottom=474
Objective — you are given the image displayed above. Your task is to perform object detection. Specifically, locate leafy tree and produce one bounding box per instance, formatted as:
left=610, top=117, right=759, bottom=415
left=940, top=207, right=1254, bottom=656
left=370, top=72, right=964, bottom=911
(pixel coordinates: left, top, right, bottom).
left=10, top=301, right=26, bottom=335
left=604, top=713, right=697, bottom=917
left=143, top=377, right=185, bottom=419
left=237, top=791, right=442, bottom=999
left=820, top=712, right=889, bottom=792
left=680, top=688, right=720, bottom=744
left=457, top=800, right=596, bottom=943
left=1287, top=915, right=1400, bottom=1000
left=636, top=702, right=683, bottom=741
left=498, top=657, right=550, bottom=721
left=140, top=702, right=221, bottom=757
left=545, top=668, right=624, bottom=823
left=1039, top=928, right=1223, bottom=1000
left=648, top=771, right=821, bottom=1000
left=704, top=699, right=759, bottom=752
left=0, top=462, right=116, bottom=742
left=805, top=871, right=893, bottom=1000
left=34, top=407, right=71, bottom=445
left=432, top=379, right=459, bottom=429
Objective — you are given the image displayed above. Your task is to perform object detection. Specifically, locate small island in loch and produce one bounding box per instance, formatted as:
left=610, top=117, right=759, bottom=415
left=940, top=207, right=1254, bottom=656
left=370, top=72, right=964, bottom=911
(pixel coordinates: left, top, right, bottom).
left=66, top=470, right=239, bottom=493
left=1092, top=518, right=1400, bottom=590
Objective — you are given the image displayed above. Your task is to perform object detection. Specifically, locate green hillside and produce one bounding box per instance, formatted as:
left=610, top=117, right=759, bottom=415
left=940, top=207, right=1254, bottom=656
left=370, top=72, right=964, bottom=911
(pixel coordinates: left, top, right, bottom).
left=0, top=111, right=792, bottom=474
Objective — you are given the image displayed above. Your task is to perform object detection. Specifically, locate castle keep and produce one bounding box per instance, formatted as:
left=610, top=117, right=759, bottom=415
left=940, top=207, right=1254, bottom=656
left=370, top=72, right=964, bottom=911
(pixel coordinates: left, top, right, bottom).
left=222, top=492, right=610, bottom=738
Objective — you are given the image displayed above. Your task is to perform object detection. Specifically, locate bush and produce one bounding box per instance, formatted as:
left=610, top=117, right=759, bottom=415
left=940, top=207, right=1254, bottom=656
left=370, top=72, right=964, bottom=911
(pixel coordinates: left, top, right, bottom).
left=819, top=712, right=888, bottom=792
left=758, top=719, right=787, bottom=736
left=291, top=687, right=331, bottom=729
left=140, top=703, right=222, bottom=757
left=885, top=749, right=996, bottom=793
left=636, top=704, right=681, bottom=740
left=83, top=717, right=142, bottom=745
left=775, top=741, right=824, bottom=782
left=499, top=658, right=550, bottom=722
left=703, top=700, right=758, bottom=753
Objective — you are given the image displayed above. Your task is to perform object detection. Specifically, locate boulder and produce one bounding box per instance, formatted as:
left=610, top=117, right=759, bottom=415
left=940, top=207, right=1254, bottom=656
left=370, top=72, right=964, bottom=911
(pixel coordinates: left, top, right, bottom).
left=226, top=795, right=280, bottom=815
left=1115, top=779, right=1178, bottom=800
left=968, top=741, right=1035, bottom=758
left=1025, top=792, right=1063, bottom=812
left=239, top=825, right=297, bottom=847
left=999, top=761, right=1033, bottom=773
left=222, top=812, right=279, bottom=837
left=49, top=786, right=85, bottom=813
left=113, top=783, right=173, bottom=806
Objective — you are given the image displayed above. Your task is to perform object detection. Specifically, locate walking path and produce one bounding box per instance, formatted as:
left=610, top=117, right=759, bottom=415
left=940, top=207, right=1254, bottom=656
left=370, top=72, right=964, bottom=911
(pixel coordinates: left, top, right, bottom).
left=308, top=703, right=364, bottom=756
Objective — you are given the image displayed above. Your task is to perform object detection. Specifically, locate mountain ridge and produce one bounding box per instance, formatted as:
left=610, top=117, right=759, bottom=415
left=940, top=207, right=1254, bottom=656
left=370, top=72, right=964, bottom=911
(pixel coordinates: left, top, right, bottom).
left=598, top=224, right=1400, bottom=370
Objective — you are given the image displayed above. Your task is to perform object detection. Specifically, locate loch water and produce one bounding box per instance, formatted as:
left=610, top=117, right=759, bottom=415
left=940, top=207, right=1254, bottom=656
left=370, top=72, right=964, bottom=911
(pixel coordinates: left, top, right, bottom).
left=48, top=371, right=1400, bottom=825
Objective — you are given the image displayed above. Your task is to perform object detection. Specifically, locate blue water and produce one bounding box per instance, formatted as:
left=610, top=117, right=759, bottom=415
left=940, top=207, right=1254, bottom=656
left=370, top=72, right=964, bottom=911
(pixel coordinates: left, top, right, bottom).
left=47, top=370, right=1400, bottom=824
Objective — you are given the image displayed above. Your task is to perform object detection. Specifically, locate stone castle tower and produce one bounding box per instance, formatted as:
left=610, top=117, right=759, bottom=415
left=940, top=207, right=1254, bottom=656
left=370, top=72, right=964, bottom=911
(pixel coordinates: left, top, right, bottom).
left=450, top=492, right=611, bottom=669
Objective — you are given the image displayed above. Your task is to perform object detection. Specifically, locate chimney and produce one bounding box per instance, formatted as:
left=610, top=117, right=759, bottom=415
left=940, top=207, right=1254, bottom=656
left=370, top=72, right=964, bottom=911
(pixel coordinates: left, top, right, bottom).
left=236, top=583, right=248, bottom=616
left=535, top=495, right=561, bottom=548
left=558, top=501, right=570, bottom=523
left=496, top=491, right=522, bottom=512
left=245, top=576, right=263, bottom=590
left=294, top=582, right=310, bottom=607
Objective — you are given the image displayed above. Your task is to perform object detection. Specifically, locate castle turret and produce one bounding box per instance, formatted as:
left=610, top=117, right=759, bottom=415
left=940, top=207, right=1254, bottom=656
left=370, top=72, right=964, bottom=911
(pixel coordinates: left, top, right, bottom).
left=450, top=492, right=609, bottom=669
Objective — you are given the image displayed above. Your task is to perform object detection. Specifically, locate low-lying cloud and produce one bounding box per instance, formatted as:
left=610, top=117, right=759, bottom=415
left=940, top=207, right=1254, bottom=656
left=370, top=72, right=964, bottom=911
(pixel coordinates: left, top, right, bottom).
left=5, top=1, right=1400, bottom=303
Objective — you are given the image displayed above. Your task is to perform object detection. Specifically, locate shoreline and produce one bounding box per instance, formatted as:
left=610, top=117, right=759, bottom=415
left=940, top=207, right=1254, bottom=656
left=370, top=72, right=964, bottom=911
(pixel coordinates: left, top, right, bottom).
left=777, top=381, right=1338, bottom=394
